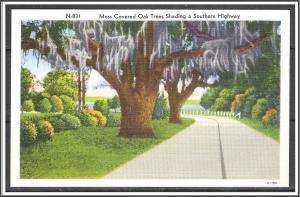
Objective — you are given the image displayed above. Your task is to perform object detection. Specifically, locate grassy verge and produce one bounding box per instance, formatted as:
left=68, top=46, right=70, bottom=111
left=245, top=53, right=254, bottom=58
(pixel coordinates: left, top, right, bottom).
left=184, top=100, right=200, bottom=106
left=235, top=117, right=279, bottom=142
left=21, top=118, right=194, bottom=178
left=85, top=96, right=108, bottom=102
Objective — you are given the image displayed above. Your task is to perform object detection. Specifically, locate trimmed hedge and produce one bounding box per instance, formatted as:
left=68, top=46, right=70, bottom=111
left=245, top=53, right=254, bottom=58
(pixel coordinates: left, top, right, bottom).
left=49, top=117, right=66, bottom=132
left=37, top=120, right=54, bottom=141
left=22, top=99, right=34, bottom=112
left=50, top=95, right=64, bottom=112
left=36, top=98, right=52, bottom=113
left=61, top=114, right=81, bottom=129
left=60, top=95, right=75, bottom=113
left=20, top=120, right=37, bottom=146
left=75, top=111, right=98, bottom=127
left=21, top=112, right=62, bottom=124
left=83, top=109, right=107, bottom=126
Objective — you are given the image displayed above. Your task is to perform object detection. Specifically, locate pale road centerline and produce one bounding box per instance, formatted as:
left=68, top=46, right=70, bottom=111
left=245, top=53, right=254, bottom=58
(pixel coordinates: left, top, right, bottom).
left=103, top=115, right=279, bottom=179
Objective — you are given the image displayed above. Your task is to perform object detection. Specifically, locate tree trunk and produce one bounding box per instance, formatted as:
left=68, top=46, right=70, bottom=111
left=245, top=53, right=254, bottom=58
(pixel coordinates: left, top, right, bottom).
left=77, top=68, right=82, bottom=111
left=169, top=98, right=184, bottom=123
left=118, top=94, right=156, bottom=138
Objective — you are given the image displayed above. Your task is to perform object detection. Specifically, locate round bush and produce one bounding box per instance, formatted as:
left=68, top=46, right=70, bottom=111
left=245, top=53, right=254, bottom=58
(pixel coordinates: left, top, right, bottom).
left=37, top=120, right=54, bottom=141
left=83, top=109, right=106, bottom=126
left=36, top=98, right=52, bottom=113
left=93, top=99, right=109, bottom=116
left=262, top=108, right=279, bottom=126
left=60, top=95, right=75, bottom=113
left=21, top=120, right=37, bottom=146
left=49, top=117, right=66, bottom=132
left=251, top=98, right=268, bottom=119
left=61, top=114, right=81, bottom=129
left=211, top=88, right=236, bottom=111
left=50, top=95, right=64, bottom=112
left=22, top=99, right=34, bottom=112
left=75, top=112, right=98, bottom=127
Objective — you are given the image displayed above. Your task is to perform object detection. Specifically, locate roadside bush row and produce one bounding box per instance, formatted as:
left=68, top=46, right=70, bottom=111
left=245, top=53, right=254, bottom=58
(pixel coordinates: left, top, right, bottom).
left=20, top=109, right=107, bottom=146
left=22, top=94, right=75, bottom=113
left=200, top=87, right=280, bottom=127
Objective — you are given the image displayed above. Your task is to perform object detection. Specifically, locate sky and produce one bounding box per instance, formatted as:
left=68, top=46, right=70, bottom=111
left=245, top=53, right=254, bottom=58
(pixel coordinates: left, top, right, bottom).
left=22, top=50, right=207, bottom=99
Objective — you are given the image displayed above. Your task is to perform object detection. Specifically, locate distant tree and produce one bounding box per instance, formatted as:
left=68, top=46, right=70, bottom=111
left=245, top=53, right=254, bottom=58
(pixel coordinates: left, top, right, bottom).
left=21, top=67, right=33, bottom=104
left=43, top=69, right=76, bottom=99
left=109, top=95, right=120, bottom=112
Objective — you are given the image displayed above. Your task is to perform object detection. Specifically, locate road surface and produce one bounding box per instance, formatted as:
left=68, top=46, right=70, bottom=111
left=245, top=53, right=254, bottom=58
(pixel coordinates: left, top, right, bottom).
left=104, top=115, right=279, bottom=179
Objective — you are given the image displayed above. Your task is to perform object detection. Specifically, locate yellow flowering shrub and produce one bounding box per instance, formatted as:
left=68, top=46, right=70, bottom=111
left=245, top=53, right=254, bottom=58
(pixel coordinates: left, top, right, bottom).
left=83, top=109, right=107, bottom=126
left=262, top=108, right=278, bottom=126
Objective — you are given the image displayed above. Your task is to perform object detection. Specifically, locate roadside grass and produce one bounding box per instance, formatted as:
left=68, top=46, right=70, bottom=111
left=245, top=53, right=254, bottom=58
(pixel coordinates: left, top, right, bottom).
left=85, top=96, right=108, bottom=102
left=21, top=118, right=195, bottom=178
left=234, top=117, right=279, bottom=142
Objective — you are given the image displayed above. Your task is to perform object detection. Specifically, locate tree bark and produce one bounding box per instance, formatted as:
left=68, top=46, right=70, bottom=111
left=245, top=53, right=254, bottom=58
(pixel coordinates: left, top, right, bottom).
left=118, top=92, right=156, bottom=138
left=169, top=98, right=184, bottom=123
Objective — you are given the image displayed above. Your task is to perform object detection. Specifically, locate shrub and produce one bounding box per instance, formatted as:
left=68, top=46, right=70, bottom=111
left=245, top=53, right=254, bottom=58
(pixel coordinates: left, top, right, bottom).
left=61, top=114, right=81, bottom=129
left=262, top=108, right=279, bottom=126
left=251, top=98, right=268, bottom=119
left=22, top=99, right=34, bottom=112
left=83, top=109, right=107, bottom=126
left=106, top=113, right=121, bottom=127
left=21, top=112, right=62, bottom=124
left=152, top=95, right=169, bottom=120
left=60, top=95, right=75, bottom=113
left=93, top=99, right=109, bottom=116
left=75, top=111, right=98, bottom=127
left=37, top=120, right=54, bottom=141
left=49, top=117, right=66, bottom=132
left=20, top=120, right=37, bottom=146
left=36, top=98, right=52, bottom=113
left=211, top=89, right=236, bottom=111
left=242, top=95, right=258, bottom=117
left=230, top=93, right=246, bottom=113
left=50, top=95, right=64, bottom=112
left=200, top=87, right=222, bottom=109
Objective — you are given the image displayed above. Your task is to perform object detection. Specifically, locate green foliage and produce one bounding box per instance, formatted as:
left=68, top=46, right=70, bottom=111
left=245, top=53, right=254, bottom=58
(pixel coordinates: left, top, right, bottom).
left=61, top=114, right=81, bottom=129
left=21, top=120, right=37, bottom=146
left=93, top=99, right=109, bottom=116
left=37, top=120, right=54, bottom=141
left=242, top=95, right=258, bottom=117
left=44, top=69, right=76, bottom=99
left=200, top=87, right=222, bottom=109
left=49, top=117, right=66, bottom=132
left=50, top=95, right=64, bottom=112
left=83, top=109, right=107, bottom=127
left=262, top=108, right=279, bottom=127
left=47, top=21, right=70, bottom=49
left=21, top=67, right=33, bottom=104
left=152, top=95, right=169, bottom=120
left=109, top=95, right=120, bottom=111
left=251, top=98, right=268, bottom=119
left=60, top=95, right=75, bottom=113
left=106, top=113, right=121, bottom=127
left=36, top=98, right=52, bottom=113
left=22, top=100, right=35, bottom=112
left=211, top=88, right=237, bottom=111
left=75, top=112, right=98, bottom=127
left=21, top=112, right=62, bottom=124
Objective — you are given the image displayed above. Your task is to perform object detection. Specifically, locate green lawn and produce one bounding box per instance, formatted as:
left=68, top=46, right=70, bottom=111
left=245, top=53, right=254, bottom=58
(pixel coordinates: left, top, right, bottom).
left=235, top=118, right=279, bottom=142
left=21, top=118, right=194, bottom=178
left=85, top=96, right=108, bottom=102
left=184, top=99, right=200, bottom=106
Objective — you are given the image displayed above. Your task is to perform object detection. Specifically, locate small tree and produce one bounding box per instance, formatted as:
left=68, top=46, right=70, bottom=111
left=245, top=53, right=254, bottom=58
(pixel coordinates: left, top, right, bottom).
left=109, top=95, right=120, bottom=112
left=94, top=99, right=109, bottom=116
left=21, top=67, right=33, bottom=105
